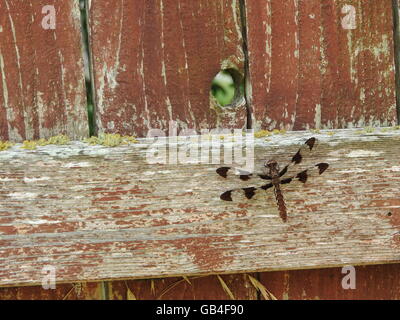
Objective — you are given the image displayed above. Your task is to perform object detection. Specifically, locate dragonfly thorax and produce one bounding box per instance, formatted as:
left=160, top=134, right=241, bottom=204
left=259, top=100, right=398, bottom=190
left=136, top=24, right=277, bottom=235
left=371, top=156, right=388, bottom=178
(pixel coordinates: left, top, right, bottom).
left=264, top=159, right=280, bottom=171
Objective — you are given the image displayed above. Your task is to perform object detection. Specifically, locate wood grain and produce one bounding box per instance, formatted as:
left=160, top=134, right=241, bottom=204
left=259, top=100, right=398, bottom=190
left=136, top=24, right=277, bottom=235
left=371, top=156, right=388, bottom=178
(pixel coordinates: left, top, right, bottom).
left=0, top=0, right=88, bottom=142
left=0, top=282, right=105, bottom=300
left=394, top=0, right=400, bottom=122
left=244, top=0, right=397, bottom=130
left=110, top=274, right=258, bottom=300
left=2, top=263, right=400, bottom=299
left=0, top=128, right=399, bottom=286
left=87, top=0, right=246, bottom=137
left=260, top=264, right=400, bottom=300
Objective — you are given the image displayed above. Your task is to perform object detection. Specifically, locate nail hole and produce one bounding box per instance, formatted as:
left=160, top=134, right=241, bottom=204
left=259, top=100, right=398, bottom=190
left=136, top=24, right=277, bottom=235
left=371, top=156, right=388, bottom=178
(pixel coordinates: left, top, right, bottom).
left=388, top=212, right=392, bottom=217
left=211, top=69, right=244, bottom=107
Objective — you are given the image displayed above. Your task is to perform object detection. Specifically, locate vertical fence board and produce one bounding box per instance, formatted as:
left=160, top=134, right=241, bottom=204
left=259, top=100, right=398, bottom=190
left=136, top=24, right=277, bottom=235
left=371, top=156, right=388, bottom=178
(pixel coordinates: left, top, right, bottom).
left=0, top=282, right=104, bottom=300
left=109, top=274, right=258, bottom=300
left=260, top=264, right=400, bottom=300
left=393, top=0, right=400, bottom=122
left=245, top=0, right=299, bottom=130
left=0, top=0, right=88, bottom=142
left=87, top=0, right=246, bottom=138
left=245, top=0, right=397, bottom=130
left=2, top=264, right=400, bottom=299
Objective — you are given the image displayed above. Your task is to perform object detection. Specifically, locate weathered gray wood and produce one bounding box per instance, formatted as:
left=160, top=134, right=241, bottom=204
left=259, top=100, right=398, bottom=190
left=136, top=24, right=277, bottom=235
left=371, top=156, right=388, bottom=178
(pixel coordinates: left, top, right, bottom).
left=0, top=128, right=400, bottom=286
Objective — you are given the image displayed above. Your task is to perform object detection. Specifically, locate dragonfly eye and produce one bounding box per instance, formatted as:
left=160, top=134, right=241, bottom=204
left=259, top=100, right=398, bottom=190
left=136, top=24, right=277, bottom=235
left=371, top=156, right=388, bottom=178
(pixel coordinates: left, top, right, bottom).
left=265, top=160, right=277, bottom=168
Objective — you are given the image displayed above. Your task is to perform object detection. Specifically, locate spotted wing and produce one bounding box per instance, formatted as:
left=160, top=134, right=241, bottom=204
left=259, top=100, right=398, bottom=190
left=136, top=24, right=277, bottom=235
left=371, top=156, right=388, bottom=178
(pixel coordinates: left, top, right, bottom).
left=279, top=163, right=329, bottom=185
left=220, top=183, right=274, bottom=201
left=278, top=137, right=328, bottom=179
left=216, top=166, right=271, bottom=182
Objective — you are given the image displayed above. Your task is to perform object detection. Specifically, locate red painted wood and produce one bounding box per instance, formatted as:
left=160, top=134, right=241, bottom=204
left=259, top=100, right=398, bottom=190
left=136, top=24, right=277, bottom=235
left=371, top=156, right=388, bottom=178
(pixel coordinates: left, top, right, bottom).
left=260, top=264, right=400, bottom=300
left=2, top=263, right=400, bottom=300
left=87, top=0, right=246, bottom=138
left=4, top=264, right=400, bottom=300
left=0, top=282, right=103, bottom=300
left=294, top=0, right=322, bottom=130
left=245, top=0, right=299, bottom=130
left=0, top=0, right=88, bottom=142
left=245, top=0, right=397, bottom=130
left=110, top=274, right=257, bottom=300
left=1, top=1, right=399, bottom=300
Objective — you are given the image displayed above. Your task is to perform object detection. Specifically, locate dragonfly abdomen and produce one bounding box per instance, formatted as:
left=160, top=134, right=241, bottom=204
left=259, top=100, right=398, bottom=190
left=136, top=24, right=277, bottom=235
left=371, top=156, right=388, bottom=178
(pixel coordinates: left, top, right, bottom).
left=273, top=184, right=287, bottom=222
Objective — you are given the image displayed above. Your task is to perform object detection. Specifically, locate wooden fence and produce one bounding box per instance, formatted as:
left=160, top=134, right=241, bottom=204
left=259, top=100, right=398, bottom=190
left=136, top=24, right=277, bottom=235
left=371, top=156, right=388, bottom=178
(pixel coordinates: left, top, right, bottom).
left=0, top=0, right=399, bottom=299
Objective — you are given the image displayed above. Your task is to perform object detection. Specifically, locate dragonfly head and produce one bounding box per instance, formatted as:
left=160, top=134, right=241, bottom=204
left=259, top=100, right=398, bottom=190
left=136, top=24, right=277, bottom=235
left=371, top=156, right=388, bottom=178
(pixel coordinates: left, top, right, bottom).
left=265, top=159, right=279, bottom=171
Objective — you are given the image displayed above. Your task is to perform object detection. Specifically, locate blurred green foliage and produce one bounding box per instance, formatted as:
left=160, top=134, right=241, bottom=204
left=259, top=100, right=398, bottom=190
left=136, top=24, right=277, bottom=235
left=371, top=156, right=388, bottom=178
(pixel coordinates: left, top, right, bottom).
left=211, top=71, right=236, bottom=106
left=79, top=0, right=237, bottom=136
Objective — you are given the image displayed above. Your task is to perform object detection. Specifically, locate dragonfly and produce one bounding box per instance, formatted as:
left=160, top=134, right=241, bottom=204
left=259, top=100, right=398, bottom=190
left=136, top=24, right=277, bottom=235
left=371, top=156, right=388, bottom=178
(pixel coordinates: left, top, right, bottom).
left=216, top=137, right=329, bottom=222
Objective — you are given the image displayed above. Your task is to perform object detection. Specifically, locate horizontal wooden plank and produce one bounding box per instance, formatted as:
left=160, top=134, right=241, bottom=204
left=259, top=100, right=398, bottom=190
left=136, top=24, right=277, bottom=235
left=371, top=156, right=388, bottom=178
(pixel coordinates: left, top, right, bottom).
left=0, top=128, right=400, bottom=286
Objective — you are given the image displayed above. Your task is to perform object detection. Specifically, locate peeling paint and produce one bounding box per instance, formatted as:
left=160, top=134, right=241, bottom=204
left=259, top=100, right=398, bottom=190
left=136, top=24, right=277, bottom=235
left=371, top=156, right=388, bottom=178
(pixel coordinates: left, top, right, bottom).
left=89, top=0, right=245, bottom=136
left=8, top=192, right=38, bottom=199
left=346, top=150, right=383, bottom=157
left=247, top=0, right=397, bottom=131
left=0, top=1, right=88, bottom=142
left=0, top=129, right=399, bottom=286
